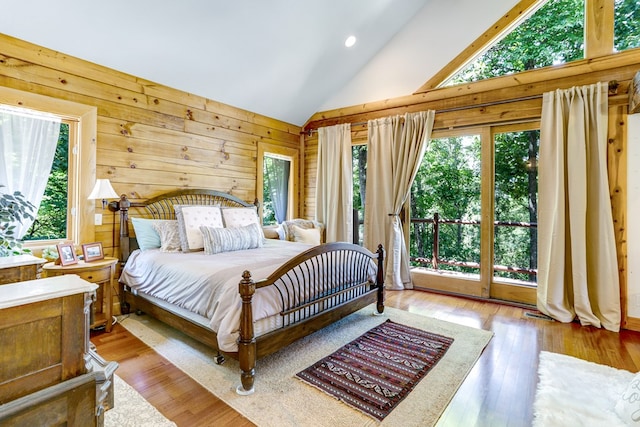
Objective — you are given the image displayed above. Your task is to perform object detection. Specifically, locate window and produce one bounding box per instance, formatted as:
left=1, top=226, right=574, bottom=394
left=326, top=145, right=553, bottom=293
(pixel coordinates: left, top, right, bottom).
left=614, top=0, right=640, bottom=51
left=352, top=144, right=367, bottom=245
left=0, top=86, right=97, bottom=249
left=446, top=0, right=585, bottom=86
left=24, top=121, right=70, bottom=241
left=262, top=154, right=291, bottom=225
left=493, top=126, right=539, bottom=285
left=410, top=134, right=482, bottom=276
left=257, top=143, right=298, bottom=224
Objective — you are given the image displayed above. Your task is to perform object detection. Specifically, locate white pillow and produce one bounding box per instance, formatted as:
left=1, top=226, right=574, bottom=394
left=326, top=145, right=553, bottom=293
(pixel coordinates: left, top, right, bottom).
left=175, top=205, right=223, bottom=252
left=221, top=207, right=259, bottom=228
left=152, top=221, right=182, bottom=252
left=292, top=224, right=321, bottom=245
left=200, top=223, right=264, bottom=255
left=615, top=372, right=640, bottom=424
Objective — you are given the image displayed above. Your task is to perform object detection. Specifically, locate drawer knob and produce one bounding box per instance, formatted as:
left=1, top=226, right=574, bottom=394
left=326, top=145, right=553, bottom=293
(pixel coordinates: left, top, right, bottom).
left=87, top=275, right=93, bottom=280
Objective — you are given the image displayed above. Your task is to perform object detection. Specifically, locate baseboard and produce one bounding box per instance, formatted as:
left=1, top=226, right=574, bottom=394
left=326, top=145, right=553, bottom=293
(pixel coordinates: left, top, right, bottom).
left=624, top=316, right=640, bottom=332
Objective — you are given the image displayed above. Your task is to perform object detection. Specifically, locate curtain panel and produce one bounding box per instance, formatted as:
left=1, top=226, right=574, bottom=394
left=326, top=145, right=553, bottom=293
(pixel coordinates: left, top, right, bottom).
left=364, top=110, right=435, bottom=290
left=537, top=82, right=620, bottom=331
left=0, top=105, right=61, bottom=238
left=316, top=123, right=353, bottom=243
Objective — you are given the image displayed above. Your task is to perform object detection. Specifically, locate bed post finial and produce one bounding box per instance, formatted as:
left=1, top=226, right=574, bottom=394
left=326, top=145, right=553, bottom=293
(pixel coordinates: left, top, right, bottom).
left=376, top=244, right=385, bottom=314
left=237, top=270, right=256, bottom=395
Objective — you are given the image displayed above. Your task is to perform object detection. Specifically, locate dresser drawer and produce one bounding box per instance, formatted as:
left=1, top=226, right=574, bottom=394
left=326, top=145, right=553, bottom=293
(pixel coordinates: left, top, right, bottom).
left=75, top=267, right=111, bottom=283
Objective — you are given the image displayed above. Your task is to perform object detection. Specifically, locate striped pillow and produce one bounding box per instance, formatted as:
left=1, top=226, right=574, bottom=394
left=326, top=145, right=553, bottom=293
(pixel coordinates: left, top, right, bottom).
left=200, top=222, right=264, bottom=255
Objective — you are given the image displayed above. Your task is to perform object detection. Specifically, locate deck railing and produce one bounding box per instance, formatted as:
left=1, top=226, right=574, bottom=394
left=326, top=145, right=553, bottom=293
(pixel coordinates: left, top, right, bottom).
left=410, top=213, right=537, bottom=278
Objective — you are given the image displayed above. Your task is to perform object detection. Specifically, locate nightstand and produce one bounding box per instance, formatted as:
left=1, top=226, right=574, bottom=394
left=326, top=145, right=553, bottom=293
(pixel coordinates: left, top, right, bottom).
left=43, top=257, right=117, bottom=332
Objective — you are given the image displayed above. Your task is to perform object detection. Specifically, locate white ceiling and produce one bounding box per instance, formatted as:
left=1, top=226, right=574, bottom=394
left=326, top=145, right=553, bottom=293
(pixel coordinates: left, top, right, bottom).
left=0, top=0, right=518, bottom=126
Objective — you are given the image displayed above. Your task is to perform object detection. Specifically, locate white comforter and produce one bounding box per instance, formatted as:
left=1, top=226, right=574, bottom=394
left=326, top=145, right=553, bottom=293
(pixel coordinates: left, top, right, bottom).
left=119, top=239, right=313, bottom=351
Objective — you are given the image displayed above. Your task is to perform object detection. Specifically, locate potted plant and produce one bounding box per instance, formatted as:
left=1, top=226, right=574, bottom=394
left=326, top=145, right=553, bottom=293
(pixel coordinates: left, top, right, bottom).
left=0, top=185, right=36, bottom=257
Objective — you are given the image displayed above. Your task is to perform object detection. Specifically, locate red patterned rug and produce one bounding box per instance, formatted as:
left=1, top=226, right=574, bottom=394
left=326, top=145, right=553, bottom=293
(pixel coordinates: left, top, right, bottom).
left=296, top=319, right=454, bottom=421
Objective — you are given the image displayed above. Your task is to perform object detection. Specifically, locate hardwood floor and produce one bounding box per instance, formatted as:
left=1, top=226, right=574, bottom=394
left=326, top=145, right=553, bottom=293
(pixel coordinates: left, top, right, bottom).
left=91, top=290, right=640, bottom=427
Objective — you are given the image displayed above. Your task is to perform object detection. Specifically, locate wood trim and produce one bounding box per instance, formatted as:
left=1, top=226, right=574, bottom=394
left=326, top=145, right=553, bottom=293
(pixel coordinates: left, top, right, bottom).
left=608, top=104, right=628, bottom=325
left=490, top=281, right=537, bottom=305
left=480, top=127, right=494, bottom=298
left=625, top=316, right=640, bottom=332
left=411, top=269, right=483, bottom=297
left=415, top=0, right=546, bottom=93
left=585, top=0, right=614, bottom=58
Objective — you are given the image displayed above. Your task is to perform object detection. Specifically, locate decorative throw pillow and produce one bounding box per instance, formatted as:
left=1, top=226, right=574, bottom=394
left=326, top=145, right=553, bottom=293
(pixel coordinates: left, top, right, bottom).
left=262, top=225, right=281, bottom=240
left=152, top=221, right=182, bottom=252
left=615, top=372, right=640, bottom=424
left=175, top=205, right=224, bottom=252
left=200, top=222, right=264, bottom=255
left=131, top=217, right=176, bottom=251
left=282, top=219, right=324, bottom=242
left=221, top=207, right=259, bottom=228
left=292, top=224, right=321, bottom=245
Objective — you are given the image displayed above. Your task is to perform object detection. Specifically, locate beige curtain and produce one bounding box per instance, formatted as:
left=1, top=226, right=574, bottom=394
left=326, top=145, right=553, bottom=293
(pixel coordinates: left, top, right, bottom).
left=316, top=123, right=353, bottom=243
left=538, top=82, right=620, bottom=331
left=364, top=111, right=435, bottom=290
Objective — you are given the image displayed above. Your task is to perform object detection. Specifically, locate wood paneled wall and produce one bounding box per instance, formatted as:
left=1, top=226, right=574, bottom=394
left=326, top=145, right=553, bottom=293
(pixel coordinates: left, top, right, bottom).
left=0, top=33, right=301, bottom=258
left=302, top=48, right=640, bottom=328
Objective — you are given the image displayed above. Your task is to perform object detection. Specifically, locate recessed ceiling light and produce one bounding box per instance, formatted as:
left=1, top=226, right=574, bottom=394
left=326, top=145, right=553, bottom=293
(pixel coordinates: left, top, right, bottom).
left=345, top=35, right=357, bottom=48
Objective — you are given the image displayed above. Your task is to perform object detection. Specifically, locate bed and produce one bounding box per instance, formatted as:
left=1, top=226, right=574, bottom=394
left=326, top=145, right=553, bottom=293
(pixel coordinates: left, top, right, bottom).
left=113, top=189, right=384, bottom=394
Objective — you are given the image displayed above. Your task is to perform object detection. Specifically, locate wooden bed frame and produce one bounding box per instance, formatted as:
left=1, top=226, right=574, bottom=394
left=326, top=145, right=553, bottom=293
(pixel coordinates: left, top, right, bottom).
left=111, top=189, right=385, bottom=394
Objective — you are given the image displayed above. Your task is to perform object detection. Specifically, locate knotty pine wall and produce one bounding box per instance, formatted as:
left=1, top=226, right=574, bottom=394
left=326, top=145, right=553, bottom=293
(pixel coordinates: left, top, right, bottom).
left=302, top=47, right=640, bottom=330
left=0, top=33, right=302, bottom=259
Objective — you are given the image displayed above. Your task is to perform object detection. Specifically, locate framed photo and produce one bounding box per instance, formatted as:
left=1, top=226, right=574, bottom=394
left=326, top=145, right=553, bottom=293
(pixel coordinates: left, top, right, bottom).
left=56, top=243, right=78, bottom=266
left=82, top=242, right=104, bottom=262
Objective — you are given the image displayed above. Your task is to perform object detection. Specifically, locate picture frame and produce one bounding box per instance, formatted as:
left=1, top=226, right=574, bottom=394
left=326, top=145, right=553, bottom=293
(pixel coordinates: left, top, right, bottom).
left=82, top=242, right=104, bottom=262
left=56, top=243, right=78, bottom=266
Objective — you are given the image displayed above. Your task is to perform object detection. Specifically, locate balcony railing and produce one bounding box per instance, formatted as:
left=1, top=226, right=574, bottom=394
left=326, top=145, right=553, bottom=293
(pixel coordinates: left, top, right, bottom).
left=410, top=213, right=538, bottom=280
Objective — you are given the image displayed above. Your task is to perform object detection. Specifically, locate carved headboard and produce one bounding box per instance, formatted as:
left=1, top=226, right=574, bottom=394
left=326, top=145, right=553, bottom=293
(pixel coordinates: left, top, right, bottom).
left=110, top=189, right=257, bottom=263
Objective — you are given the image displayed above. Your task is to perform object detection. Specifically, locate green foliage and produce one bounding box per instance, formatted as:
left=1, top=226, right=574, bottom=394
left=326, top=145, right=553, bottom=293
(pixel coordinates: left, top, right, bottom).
left=450, top=0, right=585, bottom=85
left=410, top=136, right=482, bottom=271
left=24, top=123, right=68, bottom=241
left=615, top=0, right=640, bottom=50
left=0, top=186, right=35, bottom=256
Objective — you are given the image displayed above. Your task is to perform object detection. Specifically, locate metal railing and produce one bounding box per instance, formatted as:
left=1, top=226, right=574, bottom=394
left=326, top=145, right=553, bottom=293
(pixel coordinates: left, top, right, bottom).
left=410, top=212, right=538, bottom=278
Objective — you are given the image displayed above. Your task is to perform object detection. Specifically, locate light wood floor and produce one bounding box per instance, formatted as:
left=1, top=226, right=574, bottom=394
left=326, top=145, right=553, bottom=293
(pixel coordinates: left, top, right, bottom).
left=91, top=290, right=640, bottom=427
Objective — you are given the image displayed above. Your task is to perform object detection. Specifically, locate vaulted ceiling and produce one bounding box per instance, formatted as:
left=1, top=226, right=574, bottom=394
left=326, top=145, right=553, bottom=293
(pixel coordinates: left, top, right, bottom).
left=0, top=0, right=519, bottom=126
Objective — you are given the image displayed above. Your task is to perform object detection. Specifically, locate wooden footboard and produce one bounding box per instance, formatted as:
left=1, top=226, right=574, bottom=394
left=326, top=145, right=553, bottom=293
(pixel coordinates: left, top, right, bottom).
left=236, top=242, right=385, bottom=394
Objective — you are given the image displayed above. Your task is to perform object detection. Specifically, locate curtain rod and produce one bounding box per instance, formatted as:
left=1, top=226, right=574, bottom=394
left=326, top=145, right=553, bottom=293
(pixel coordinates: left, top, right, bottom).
left=302, top=81, right=621, bottom=136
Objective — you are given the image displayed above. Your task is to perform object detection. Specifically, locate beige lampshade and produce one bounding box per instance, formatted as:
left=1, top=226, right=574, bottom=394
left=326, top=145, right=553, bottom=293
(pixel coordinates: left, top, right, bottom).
left=88, top=179, right=119, bottom=209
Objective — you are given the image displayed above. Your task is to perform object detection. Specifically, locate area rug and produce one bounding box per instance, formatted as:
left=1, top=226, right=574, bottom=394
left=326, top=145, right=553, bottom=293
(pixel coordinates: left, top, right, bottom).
left=533, top=351, right=636, bottom=427
left=119, top=305, right=493, bottom=427
left=297, top=319, right=453, bottom=421
left=105, top=375, right=176, bottom=427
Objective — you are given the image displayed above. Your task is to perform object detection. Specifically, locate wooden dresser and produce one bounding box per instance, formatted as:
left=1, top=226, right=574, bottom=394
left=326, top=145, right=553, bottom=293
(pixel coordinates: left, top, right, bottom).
left=0, top=255, right=46, bottom=285
left=0, top=275, right=118, bottom=426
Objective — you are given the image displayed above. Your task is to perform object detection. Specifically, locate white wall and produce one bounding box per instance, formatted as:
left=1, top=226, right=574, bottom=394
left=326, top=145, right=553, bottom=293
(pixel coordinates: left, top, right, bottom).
left=627, top=113, right=640, bottom=318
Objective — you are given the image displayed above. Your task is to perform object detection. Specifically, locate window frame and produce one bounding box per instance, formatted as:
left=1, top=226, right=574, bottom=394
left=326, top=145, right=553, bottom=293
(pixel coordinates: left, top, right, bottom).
left=257, top=142, right=298, bottom=224
left=0, top=86, right=98, bottom=251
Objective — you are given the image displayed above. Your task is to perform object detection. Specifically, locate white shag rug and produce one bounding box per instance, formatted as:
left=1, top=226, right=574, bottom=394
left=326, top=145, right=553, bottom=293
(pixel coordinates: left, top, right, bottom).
left=119, top=305, right=493, bottom=427
left=533, top=351, right=637, bottom=427
left=105, top=375, right=176, bottom=427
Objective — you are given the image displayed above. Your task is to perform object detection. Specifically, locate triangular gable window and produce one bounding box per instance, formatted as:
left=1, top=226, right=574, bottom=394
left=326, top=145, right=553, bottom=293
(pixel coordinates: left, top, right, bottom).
left=445, top=0, right=585, bottom=87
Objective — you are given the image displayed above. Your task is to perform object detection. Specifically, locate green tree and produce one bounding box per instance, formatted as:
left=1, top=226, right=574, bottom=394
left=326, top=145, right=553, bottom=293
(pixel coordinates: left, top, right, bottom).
left=450, top=0, right=585, bottom=85
left=24, top=123, right=68, bottom=241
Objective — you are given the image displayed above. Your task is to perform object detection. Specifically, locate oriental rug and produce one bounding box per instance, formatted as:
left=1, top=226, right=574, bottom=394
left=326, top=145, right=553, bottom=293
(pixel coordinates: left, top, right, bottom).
left=297, top=320, right=453, bottom=421
left=119, top=305, right=493, bottom=427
